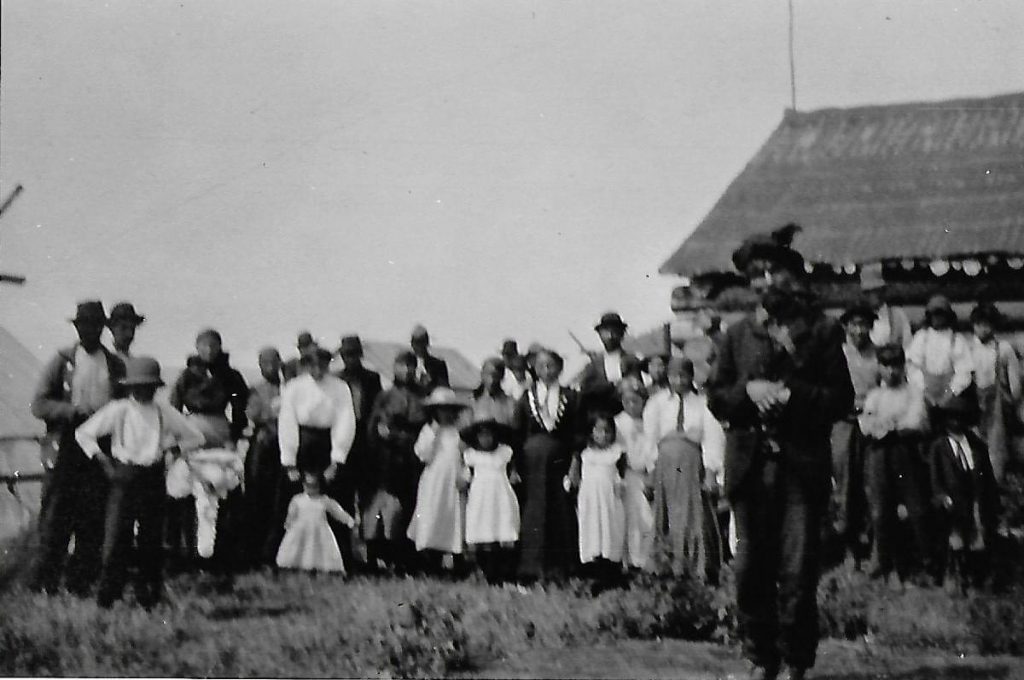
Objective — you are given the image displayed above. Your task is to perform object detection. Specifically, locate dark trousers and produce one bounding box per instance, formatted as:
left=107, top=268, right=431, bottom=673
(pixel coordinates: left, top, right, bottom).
left=32, top=435, right=109, bottom=595
left=733, top=459, right=822, bottom=672
left=864, top=438, right=929, bottom=577
left=243, top=431, right=283, bottom=567
left=829, top=419, right=869, bottom=559
left=98, top=462, right=166, bottom=606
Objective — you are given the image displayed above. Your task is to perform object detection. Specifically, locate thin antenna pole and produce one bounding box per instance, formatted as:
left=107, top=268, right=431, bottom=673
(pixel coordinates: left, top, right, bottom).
left=788, top=0, right=797, bottom=111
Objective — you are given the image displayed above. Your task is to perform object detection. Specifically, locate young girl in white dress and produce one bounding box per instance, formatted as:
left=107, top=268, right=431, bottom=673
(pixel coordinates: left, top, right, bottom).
left=276, top=472, right=356, bottom=573
left=407, top=388, right=470, bottom=572
left=576, top=412, right=627, bottom=577
left=460, top=417, right=520, bottom=583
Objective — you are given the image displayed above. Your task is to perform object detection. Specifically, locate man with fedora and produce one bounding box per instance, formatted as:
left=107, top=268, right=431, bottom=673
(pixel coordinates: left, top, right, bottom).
left=30, top=301, right=126, bottom=595
left=499, top=339, right=528, bottom=399
left=107, top=301, right=145, bottom=361
left=75, top=357, right=204, bottom=607
left=410, top=325, right=449, bottom=397
left=707, top=228, right=853, bottom=680
left=282, top=330, right=316, bottom=382
left=830, top=298, right=881, bottom=564
left=578, top=312, right=641, bottom=415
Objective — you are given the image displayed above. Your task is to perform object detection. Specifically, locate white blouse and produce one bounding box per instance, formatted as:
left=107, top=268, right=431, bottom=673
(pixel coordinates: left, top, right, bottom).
left=642, top=390, right=725, bottom=484
left=906, top=328, right=973, bottom=396
left=278, top=373, right=356, bottom=467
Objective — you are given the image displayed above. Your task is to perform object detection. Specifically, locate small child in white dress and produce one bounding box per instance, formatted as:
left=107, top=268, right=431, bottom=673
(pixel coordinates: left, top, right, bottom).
left=460, top=417, right=520, bottom=582
left=577, top=413, right=627, bottom=576
left=276, top=472, right=355, bottom=573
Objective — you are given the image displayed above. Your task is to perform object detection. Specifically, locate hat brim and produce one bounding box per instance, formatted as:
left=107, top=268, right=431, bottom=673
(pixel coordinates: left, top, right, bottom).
left=70, top=316, right=108, bottom=324
left=424, top=400, right=469, bottom=411
left=108, top=315, right=145, bottom=326
left=594, top=322, right=628, bottom=332
left=120, top=377, right=165, bottom=387
left=460, top=420, right=515, bottom=446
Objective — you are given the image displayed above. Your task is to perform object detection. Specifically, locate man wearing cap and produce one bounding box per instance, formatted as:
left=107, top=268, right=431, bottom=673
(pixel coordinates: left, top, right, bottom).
left=906, top=295, right=973, bottom=412
left=282, top=331, right=316, bottom=382
left=30, top=301, right=126, bottom=595
left=107, top=302, right=145, bottom=361
left=75, top=357, right=205, bottom=607
left=410, top=325, right=449, bottom=397
left=578, top=312, right=642, bottom=415
left=499, top=339, right=527, bottom=399
left=708, top=229, right=853, bottom=680
left=335, top=335, right=384, bottom=559
left=830, top=299, right=881, bottom=563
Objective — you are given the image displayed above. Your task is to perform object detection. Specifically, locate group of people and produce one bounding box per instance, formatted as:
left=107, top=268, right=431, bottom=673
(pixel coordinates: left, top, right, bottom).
left=23, top=228, right=1023, bottom=680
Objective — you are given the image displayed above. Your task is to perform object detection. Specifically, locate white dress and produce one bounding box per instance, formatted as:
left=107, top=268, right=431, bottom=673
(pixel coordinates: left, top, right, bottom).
left=615, top=413, right=654, bottom=568
left=464, top=445, right=520, bottom=544
left=276, top=493, right=353, bottom=572
left=577, top=444, right=626, bottom=564
left=407, top=424, right=465, bottom=553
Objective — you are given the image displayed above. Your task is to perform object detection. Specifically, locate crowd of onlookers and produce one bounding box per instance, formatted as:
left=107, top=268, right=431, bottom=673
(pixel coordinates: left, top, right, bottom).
left=19, top=224, right=1024, bottom=680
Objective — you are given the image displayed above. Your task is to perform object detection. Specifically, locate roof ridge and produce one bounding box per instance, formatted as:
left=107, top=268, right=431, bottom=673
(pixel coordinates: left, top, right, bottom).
left=787, top=90, right=1024, bottom=121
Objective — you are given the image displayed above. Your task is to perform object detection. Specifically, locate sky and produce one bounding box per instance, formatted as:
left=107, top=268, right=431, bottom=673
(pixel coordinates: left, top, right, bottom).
left=1, top=0, right=1023, bottom=379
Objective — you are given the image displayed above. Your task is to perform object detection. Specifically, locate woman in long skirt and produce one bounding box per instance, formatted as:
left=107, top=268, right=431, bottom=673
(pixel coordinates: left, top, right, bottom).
left=514, top=348, right=583, bottom=581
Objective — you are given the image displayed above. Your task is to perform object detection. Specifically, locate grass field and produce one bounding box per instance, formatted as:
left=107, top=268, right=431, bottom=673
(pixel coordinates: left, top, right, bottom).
left=2, top=562, right=1023, bottom=679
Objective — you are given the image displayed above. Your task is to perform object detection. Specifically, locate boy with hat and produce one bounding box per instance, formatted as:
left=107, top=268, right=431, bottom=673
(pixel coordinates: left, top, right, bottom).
left=830, top=299, right=881, bottom=562
left=906, top=295, right=973, bottom=413
left=30, top=301, right=126, bottom=595
left=107, top=302, right=145, bottom=361
left=928, top=394, right=1000, bottom=589
left=859, top=345, right=930, bottom=581
left=75, top=357, right=205, bottom=607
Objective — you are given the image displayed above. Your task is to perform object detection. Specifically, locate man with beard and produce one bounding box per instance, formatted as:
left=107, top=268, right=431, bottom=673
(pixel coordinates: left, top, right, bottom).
left=578, top=311, right=641, bottom=415
left=707, top=225, right=852, bottom=680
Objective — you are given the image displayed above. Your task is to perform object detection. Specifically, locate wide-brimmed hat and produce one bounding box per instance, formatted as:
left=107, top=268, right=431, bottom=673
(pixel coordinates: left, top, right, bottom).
left=107, top=301, right=145, bottom=326
left=595, top=312, right=628, bottom=332
left=69, top=300, right=107, bottom=325
left=460, top=417, right=515, bottom=447
left=338, top=335, right=364, bottom=357
left=423, top=387, right=468, bottom=410
left=121, top=356, right=165, bottom=387
left=840, top=299, right=878, bottom=325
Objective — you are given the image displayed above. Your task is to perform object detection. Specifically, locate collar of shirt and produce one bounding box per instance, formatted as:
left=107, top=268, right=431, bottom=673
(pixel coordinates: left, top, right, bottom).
left=603, top=351, right=624, bottom=383
left=948, top=434, right=976, bottom=471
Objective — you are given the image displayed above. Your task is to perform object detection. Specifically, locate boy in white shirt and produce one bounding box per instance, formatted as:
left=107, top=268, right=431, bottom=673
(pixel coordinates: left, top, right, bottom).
left=76, top=357, right=205, bottom=608
left=859, top=345, right=929, bottom=581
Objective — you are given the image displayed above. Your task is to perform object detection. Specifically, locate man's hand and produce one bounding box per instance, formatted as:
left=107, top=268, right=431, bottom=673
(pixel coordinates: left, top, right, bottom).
left=377, top=422, right=391, bottom=439
left=324, top=463, right=339, bottom=482
left=746, top=380, right=784, bottom=412
left=286, top=466, right=300, bottom=482
left=767, top=323, right=796, bottom=355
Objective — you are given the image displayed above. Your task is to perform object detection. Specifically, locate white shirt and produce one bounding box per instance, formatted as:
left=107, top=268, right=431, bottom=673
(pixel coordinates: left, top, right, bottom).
left=642, top=390, right=725, bottom=484
left=533, top=381, right=562, bottom=431
left=501, top=370, right=529, bottom=401
left=906, top=328, right=973, bottom=396
left=967, top=336, right=1021, bottom=397
left=76, top=398, right=205, bottom=466
left=948, top=434, right=976, bottom=471
left=603, top=350, right=624, bottom=384
left=278, top=373, right=357, bottom=467
left=71, top=345, right=111, bottom=414
left=614, top=411, right=652, bottom=474
left=859, top=382, right=928, bottom=439
left=870, top=304, right=913, bottom=348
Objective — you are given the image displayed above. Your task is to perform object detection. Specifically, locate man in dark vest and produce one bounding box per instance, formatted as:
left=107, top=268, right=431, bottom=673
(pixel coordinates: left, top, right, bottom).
left=410, top=325, right=449, bottom=396
left=30, top=301, right=126, bottom=594
left=707, top=226, right=852, bottom=680
left=577, top=311, right=641, bottom=415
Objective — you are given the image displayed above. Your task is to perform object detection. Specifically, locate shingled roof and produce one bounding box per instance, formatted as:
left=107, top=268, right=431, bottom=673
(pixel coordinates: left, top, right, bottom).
left=660, top=91, right=1024, bottom=276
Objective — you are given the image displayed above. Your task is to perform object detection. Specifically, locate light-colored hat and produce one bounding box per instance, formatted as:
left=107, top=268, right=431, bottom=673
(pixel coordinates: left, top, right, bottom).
left=121, top=356, right=165, bottom=387
left=423, top=387, right=468, bottom=410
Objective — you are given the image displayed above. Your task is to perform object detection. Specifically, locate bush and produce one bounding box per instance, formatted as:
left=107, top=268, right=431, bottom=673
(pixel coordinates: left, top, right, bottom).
left=968, top=585, right=1024, bottom=656
left=817, top=562, right=880, bottom=640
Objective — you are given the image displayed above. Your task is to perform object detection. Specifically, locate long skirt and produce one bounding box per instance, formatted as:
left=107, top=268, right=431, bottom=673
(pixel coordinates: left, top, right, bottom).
left=651, top=431, right=722, bottom=580
left=978, top=385, right=1010, bottom=482
left=517, top=433, right=577, bottom=579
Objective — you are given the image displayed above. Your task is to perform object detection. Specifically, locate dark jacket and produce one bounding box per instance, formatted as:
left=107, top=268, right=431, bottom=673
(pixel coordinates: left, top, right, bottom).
left=928, top=431, right=1000, bottom=540
left=31, top=343, right=126, bottom=433
left=707, top=313, right=853, bottom=501
left=337, top=365, right=384, bottom=425
left=413, top=353, right=449, bottom=396
left=577, top=351, right=642, bottom=416
left=365, top=383, right=427, bottom=495
left=170, top=353, right=250, bottom=442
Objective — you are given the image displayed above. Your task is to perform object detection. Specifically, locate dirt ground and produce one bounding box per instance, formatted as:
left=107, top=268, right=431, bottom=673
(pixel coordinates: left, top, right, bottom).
left=471, top=638, right=1024, bottom=679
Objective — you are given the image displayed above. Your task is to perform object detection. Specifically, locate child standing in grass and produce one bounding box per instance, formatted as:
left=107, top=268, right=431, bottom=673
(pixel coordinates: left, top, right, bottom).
left=75, top=357, right=205, bottom=608
left=615, top=378, right=654, bottom=571
left=407, top=388, right=470, bottom=573
left=461, top=417, right=520, bottom=583
left=576, top=412, right=627, bottom=582
left=276, top=471, right=356, bottom=574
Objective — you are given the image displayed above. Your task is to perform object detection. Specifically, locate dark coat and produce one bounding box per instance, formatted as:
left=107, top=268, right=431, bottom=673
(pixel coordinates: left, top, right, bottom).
left=928, top=431, right=1000, bottom=540
left=337, top=365, right=384, bottom=425
left=577, top=352, right=642, bottom=416
left=707, top=313, right=853, bottom=501
left=412, top=353, right=449, bottom=396
left=365, top=384, right=427, bottom=497
left=31, top=344, right=126, bottom=432
left=169, top=353, right=250, bottom=442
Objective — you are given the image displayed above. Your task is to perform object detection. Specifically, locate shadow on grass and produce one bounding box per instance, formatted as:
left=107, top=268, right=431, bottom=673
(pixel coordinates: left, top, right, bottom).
left=823, top=664, right=1015, bottom=680
left=207, top=603, right=307, bottom=620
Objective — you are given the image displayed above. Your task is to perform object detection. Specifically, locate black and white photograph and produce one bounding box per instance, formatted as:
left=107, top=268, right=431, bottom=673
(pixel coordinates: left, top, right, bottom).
left=1, top=1, right=1023, bottom=678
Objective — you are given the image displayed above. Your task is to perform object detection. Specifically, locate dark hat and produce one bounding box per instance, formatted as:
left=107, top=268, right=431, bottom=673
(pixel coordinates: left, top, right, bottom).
left=731, top=223, right=805, bottom=276
left=411, top=325, right=430, bottom=342
left=460, top=417, right=515, bottom=447
left=969, top=302, right=1003, bottom=326
left=107, top=302, right=145, bottom=326
left=121, top=356, right=165, bottom=387
left=296, top=331, right=315, bottom=349
left=840, top=299, right=878, bottom=325
left=925, top=294, right=953, bottom=315
left=423, top=387, right=469, bottom=411
left=300, top=345, right=333, bottom=365
left=69, top=300, right=107, bottom=324
left=595, top=312, right=628, bottom=332
left=338, top=335, right=364, bottom=356
left=933, top=393, right=976, bottom=418
left=500, top=339, right=519, bottom=357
